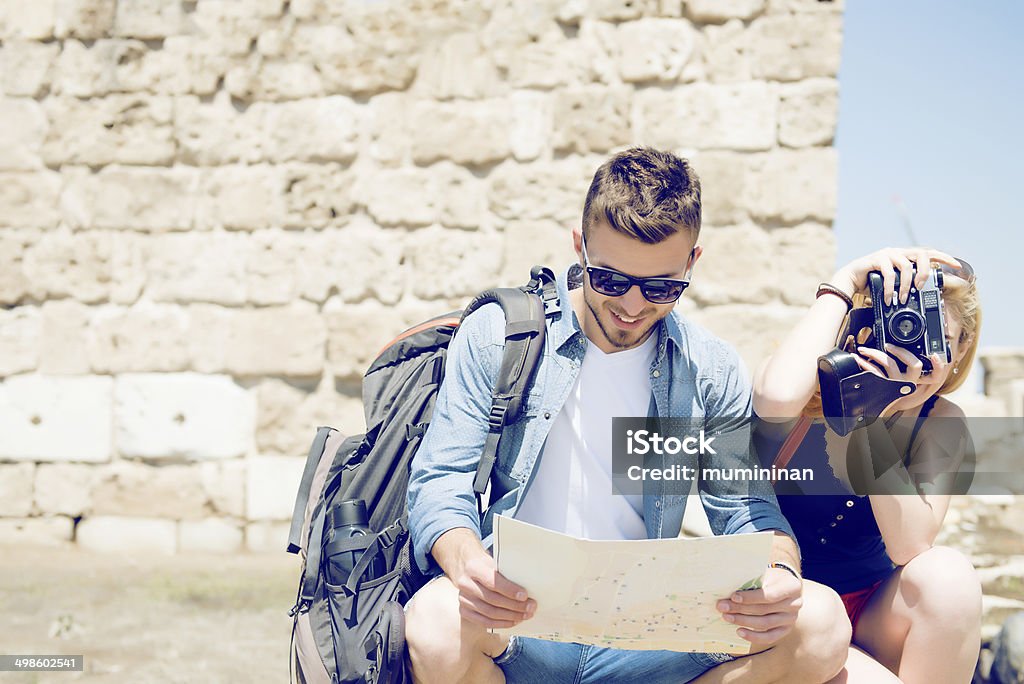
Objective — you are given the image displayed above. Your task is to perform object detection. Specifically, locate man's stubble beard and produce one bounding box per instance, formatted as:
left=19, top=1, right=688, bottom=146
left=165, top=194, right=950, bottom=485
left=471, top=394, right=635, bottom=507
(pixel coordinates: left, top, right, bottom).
left=582, top=287, right=664, bottom=351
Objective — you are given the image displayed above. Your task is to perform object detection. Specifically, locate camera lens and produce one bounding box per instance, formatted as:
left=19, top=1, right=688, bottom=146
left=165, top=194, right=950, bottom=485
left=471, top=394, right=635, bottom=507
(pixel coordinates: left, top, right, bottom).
left=888, top=309, right=925, bottom=344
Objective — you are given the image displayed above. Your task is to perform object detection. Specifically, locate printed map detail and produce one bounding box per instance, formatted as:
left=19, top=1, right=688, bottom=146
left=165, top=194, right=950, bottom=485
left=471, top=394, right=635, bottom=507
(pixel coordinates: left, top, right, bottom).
left=493, top=515, right=773, bottom=655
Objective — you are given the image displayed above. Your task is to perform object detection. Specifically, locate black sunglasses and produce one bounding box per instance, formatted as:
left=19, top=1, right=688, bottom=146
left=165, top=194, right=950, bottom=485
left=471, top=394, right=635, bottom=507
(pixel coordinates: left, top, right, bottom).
left=580, top=233, right=694, bottom=304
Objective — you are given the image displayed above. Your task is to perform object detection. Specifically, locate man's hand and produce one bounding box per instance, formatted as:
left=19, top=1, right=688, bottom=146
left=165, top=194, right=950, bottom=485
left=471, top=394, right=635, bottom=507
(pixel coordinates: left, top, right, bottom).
left=431, top=527, right=536, bottom=629
left=716, top=566, right=803, bottom=648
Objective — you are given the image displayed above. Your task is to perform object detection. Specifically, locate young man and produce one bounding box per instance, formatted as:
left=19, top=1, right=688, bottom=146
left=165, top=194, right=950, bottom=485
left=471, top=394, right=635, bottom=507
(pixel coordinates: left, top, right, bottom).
left=405, top=148, right=849, bottom=684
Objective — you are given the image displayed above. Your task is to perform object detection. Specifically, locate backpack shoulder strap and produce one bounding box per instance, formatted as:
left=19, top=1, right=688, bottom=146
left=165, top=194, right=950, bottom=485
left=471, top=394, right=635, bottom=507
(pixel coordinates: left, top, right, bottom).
left=465, top=267, right=557, bottom=499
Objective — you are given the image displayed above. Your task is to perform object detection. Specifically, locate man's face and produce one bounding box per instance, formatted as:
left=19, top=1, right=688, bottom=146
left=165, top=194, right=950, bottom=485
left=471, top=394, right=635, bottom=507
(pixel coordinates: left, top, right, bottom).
left=574, top=221, right=700, bottom=353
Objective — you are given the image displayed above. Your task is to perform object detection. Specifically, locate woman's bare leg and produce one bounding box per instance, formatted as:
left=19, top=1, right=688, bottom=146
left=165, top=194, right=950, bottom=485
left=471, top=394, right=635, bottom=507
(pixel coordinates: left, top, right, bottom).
left=853, top=545, right=981, bottom=684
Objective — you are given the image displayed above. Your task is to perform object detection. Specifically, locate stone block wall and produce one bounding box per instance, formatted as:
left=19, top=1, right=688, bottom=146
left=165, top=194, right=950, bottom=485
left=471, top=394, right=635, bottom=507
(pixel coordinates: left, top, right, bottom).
left=1, top=0, right=847, bottom=553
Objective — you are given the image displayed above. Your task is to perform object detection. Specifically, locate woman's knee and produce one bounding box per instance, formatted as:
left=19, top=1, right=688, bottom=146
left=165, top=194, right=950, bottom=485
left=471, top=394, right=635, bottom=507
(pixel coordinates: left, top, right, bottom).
left=781, top=580, right=852, bottom=682
left=899, top=545, right=981, bottom=626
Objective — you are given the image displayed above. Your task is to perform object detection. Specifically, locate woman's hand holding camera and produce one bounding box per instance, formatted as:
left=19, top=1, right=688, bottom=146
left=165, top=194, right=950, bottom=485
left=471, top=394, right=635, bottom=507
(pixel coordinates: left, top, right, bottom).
left=830, top=247, right=960, bottom=305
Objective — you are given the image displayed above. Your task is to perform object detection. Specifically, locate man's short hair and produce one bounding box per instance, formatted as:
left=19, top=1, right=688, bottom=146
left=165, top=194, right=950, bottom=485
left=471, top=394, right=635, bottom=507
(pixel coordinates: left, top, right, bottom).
left=582, top=147, right=702, bottom=244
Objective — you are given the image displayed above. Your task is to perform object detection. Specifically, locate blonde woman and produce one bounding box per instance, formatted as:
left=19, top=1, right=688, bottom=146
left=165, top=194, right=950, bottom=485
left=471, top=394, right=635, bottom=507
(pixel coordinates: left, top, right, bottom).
left=753, top=248, right=982, bottom=683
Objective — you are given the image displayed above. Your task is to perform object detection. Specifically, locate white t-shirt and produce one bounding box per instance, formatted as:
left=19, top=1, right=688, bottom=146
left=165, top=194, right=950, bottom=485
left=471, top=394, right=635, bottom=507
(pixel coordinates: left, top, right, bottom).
left=514, top=334, right=656, bottom=540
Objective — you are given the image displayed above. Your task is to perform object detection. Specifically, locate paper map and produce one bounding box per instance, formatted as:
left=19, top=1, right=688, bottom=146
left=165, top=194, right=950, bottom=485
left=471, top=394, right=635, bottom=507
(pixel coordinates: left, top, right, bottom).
left=493, top=515, right=773, bottom=655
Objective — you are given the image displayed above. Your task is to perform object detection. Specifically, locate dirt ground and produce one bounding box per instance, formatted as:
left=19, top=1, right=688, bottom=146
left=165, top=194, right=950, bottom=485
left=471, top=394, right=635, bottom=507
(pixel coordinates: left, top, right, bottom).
left=0, top=546, right=301, bottom=683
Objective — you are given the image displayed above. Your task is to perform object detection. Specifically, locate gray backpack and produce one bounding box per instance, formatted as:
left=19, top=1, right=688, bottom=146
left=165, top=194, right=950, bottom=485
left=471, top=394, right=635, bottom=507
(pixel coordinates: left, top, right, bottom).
left=287, top=268, right=558, bottom=683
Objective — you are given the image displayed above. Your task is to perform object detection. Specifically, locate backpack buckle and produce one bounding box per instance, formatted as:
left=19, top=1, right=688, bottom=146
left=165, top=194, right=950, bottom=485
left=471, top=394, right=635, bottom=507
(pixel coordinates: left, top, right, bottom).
left=379, top=521, right=406, bottom=549
left=487, top=402, right=509, bottom=431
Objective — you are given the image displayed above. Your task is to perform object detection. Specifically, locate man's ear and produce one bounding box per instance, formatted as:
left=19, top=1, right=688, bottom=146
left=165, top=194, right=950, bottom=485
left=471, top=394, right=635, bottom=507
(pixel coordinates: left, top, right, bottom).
left=573, top=227, right=583, bottom=263
left=688, top=244, right=703, bottom=272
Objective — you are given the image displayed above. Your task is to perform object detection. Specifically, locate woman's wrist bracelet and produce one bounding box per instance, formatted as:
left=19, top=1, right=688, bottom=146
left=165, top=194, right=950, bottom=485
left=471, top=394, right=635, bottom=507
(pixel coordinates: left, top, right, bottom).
left=816, top=283, right=854, bottom=311
left=769, top=561, right=802, bottom=581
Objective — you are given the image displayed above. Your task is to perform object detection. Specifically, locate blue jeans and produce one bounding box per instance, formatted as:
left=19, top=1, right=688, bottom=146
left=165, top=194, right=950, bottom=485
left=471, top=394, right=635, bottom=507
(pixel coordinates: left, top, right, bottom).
left=494, top=636, right=735, bottom=684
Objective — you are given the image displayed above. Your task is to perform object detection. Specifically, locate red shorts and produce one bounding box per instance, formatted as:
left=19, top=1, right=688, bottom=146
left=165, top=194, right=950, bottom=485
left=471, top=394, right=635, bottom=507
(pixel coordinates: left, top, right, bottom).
left=840, top=579, right=886, bottom=631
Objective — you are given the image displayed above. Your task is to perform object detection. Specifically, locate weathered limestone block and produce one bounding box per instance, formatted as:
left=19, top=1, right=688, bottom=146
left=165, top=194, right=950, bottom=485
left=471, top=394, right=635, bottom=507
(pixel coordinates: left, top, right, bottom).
left=179, top=519, right=244, bottom=553
left=109, top=235, right=146, bottom=305
left=295, top=27, right=418, bottom=97
left=616, top=19, right=696, bottom=82
left=410, top=100, right=512, bottom=166
left=0, top=171, right=62, bottom=228
left=503, top=37, right=592, bottom=90
left=689, top=303, right=807, bottom=376
left=767, top=0, right=844, bottom=13
left=0, top=307, right=41, bottom=376
left=113, top=0, right=183, bottom=38
left=89, top=303, right=191, bottom=373
left=245, top=230, right=302, bottom=305
left=92, top=462, right=210, bottom=520
left=508, top=90, right=553, bottom=162
left=356, top=167, right=440, bottom=228
left=76, top=516, right=177, bottom=554
left=742, top=148, right=838, bottom=223
left=590, top=0, right=657, bottom=21
left=23, top=229, right=113, bottom=303
left=0, top=229, right=39, bottom=305
left=174, top=95, right=265, bottom=166
left=0, top=517, right=73, bottom=546
left=0, top=98, right=47, bottom=170
left=226, top=303, right=326, bottom=377
left=227, top=59, right=324, bottom=101
left=0, top=375, right=113, bottom=462
left=114, top=373, right=256, bottom=460
left=62, top=165, right=199, bottom=231
left=407, top=227, right=504, bottom=300
left=779, top=78, right=839, bottom=147
left=324, top=299, right=429, bottom=381
left=0, top=463, right=35, bottom=516
left=749, top=13, right=843, bottom=81
left=696, top=19, right=753, bottom=83
left=499, top=220, right=578, bottom=284
left=254, top=377, right=364, bottom=455
left=282, top=163, right=354, bottom=229
left=34, top=463, right=96, bottom=517
left=0, top=40, right=59, bottom=97
left=435, top=162, right=487, bottom=229
left=772, top=223, right=836, bottom=305
left=245, top=521, right=290, bottom=553
left=636, top=82, right=777, bottom=151
left=42, top=95, right=175, bottom=166
left=144, top=232, right=247, bottom=305
left=256, top=97, right=359, bottom=163
left=54, top=39, right=149, bottom=96
left=192, top=0, right=287, bottom=56
left=183, top=304, right=234, bottom=374
left=199, top=460, right=246, bottom=517
left=688, top=224, right=777, bottom=306
left=981, top=349, right=1024, bottom=406
left=198, top=165, right=286, bottom=230
left=54, top=0, right=115, bottom=38
left=366, top=92, right=411, bottom=167
left=0, top=0, right=55, bottom=39
left=146, top=36, right=231, bottom=95
left=414, top=32, right=501, bottom=100
left=247, top=456, right=305, bottom=521
left=685, top=0, right=765, bottom=22
left=332, top=385, right=370, bottom=437
left=489, top=158, right=592, bottom=225
left=553, top=87, right=631, bottom=155
left=693, top=151, right=749, bottom=225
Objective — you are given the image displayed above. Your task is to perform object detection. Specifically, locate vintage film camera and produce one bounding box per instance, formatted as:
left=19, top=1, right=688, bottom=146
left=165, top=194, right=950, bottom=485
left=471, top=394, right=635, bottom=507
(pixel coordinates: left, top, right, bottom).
left=866, top=267, right=951, bottom=370
left=817, top=267, right=950, bottom=435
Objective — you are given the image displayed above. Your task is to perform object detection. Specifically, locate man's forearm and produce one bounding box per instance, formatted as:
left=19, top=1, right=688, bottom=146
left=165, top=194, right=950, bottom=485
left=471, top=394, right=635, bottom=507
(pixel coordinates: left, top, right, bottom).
left=769, top=531, right=801, bottom=573
left=430, top=527, right=490, bottom=580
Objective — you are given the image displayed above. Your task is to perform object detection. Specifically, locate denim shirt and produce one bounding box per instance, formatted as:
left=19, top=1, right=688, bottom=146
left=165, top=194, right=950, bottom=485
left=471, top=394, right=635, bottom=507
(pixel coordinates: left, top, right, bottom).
left=408, top=266, right=796, bottom=575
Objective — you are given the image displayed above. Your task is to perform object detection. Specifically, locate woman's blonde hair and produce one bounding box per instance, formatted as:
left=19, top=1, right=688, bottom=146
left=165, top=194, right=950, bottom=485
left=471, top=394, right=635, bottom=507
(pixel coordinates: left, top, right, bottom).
left=802, top=274, right=981, bottom=417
